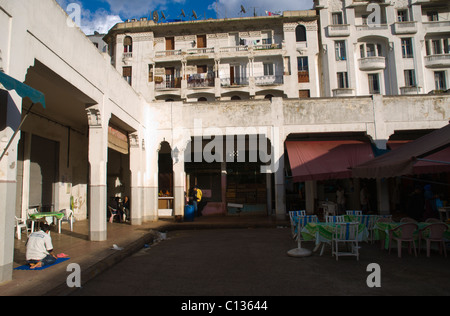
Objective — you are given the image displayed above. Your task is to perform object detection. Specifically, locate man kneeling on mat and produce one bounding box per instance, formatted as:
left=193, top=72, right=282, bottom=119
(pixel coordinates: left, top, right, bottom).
left=26, top=223, right=58, bottom=269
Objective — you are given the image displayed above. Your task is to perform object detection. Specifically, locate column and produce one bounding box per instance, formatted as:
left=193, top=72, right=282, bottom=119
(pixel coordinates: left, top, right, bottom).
left=0, top=92, right=20, bottom=284
left=143, top=146, right=159, bottom=222
left=86, top=107, right=109, bottom=241
left=272, top=128, right=286, bottom=219
left=129, top=132, right=143, bottom=225
left=173, top=148, right=186, bottom=217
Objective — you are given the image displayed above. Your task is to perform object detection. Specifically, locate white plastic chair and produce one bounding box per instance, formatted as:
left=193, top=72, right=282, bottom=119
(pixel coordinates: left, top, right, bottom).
left=58, top=209, right=74, bottom=232
left=332, top=222, right=360, bottom=261
left=14, top=216, right=28, bottom=240
left=289, top=211, right=306, bottom=240
left=346, top=210, right=362, bottom=216
left=326, top=215, right=345, bottom=223
left=27, top=208, right=40, bottom=233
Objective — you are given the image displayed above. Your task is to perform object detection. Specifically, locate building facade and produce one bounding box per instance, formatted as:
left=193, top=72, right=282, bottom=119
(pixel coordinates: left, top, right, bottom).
left=0, top=0, right=449, bottom=284
left=316, top=0, right=450, bottom=97
left=103, top=11, right=320, bottom=102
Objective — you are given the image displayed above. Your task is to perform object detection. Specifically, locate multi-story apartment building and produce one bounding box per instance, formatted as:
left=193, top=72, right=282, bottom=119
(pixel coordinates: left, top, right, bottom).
left=316, top=0, right=450, bottom=97
left=103, top=11, right=320, bottom=102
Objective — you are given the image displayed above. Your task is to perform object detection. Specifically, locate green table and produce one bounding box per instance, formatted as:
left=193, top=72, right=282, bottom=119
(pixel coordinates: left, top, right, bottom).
left=301, top=222, right=369, bottom=247
left=29, top=212, right=65, bottom=233
left=374, top=222, right=450, bottom=250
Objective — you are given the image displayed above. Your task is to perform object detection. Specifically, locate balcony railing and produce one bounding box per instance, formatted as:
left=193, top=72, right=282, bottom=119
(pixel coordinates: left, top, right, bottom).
left=424, top=54, right=450, bottom=68
left=393, top=21, right=417, bottom=34
left=220, top=77, right=249, bottom=87
left=155, top=50, right=182, bottom=57
left=187, top=48, right=215, bottom=54
left=155, top=78, right=182, bottom=90
left=255, top=75, right=283, bottom=86
left=328, top=24, right=350, bottom=37
left=187, top=74, right=215, bottom=88
left=358, top=56, right=386, bottom=71
left=253, top=43, right=282, bottom=50
left=219, top=46, right=249, bottom=53
left=400, top=86, right=421, bottom=95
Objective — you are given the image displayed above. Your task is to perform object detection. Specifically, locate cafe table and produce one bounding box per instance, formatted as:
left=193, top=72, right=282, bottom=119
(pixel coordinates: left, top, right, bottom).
left=301, top=222, right=369, bottom=255
left=374, top=221, right=450, bottom=250
left=28, top=212, right=65, bottom=234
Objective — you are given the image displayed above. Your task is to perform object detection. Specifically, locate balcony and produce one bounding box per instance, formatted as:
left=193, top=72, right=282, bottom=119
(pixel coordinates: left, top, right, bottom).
left=400, top=86, right=422, bottom=95
left=187, top=74, right=215, bottom=88
left=154, top=50, right=183, bottom=60
left=327, top=24, right=350, bottom=37
left=355, top=24, right=388, bottom=31
left=358, top=56, right=386, bottom=71
left=220, top=77, right=249, bottom=87
left=155, top=78, right=182, bottom=90
left=255, top=75, right=283, bottom=86
left=332, top=88, right=355, bottom=97
left=393, top=21, right=417, bottom=34
left=424, top=54, right=450, bottom=68
left=423, top=21, right=450, bottom=34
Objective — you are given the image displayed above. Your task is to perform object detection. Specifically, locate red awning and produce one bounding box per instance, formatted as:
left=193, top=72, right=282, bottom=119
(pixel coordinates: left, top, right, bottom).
left=352, top=124, right=450, bottom=178
left=286, top=140, right=375, bottom=182
left=386, top=140, right=450, bottom=175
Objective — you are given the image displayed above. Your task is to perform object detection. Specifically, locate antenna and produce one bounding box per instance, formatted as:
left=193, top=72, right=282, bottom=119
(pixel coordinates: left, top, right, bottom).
left=161, top=11, right=166, bottom=20
left=240, top=5, right=246, bottom=14
left=180, top=9, right=186, bottom=18
left=152, top=10, right=159, bottom=23
left=192, top=10, right=198, bottom=20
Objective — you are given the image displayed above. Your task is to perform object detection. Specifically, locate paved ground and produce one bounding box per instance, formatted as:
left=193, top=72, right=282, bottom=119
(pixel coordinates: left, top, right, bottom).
left=71, top=227, right=450, bottom=297
left=1, top=215, right=449, bottom=298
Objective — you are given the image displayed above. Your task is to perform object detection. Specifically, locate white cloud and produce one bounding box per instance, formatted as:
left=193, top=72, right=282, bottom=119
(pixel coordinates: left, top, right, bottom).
left=55, top=0, right=123, bottom=35
left=211, top=0, right=313, bottom=18
left=80, top=9, right=123, bottom=35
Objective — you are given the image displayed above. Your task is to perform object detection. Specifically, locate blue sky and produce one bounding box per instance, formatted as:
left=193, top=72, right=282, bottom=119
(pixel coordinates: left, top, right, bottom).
left=56, top=0, right=314, bottom=35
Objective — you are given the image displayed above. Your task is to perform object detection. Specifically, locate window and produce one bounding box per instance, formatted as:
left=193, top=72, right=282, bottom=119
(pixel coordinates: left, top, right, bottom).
left=298, top=57, right=309, bottom=83
left=148, top=65, right=153, bottom=82
left=123, top=36, right=133, bottom=53
left=401, top=38, right=413, bottom=58
left=397, top=10, right=408, bottom=22
left=432, top=40, right=442, bottom=55
left=337, top=72, right=349, bottom=89
left=295, top=25, right=307, bottom=42
left=335, top=41, right=346, bottom=61
left=297, top=57, right=309, bottom=72
left=332, top=12, right=343, bottom=25
left=434, top=71, right=446, bottom=90
left=368, top=73, right=380, bottom=94
left=263, top=63, right=274, bottom=76
left=427, top=11, right=439, bottom=22
left=123, top=67, right=132, bottom=85
left=404, top=70, right=416, bottom=87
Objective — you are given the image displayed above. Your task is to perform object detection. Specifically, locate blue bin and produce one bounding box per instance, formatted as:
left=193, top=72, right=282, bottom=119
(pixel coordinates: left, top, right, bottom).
left=184, top=205, right=195, bottom=222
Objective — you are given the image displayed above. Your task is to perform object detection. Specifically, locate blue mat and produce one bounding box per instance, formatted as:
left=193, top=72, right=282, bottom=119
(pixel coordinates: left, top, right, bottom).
left=14, top=258, right=70, bottom=271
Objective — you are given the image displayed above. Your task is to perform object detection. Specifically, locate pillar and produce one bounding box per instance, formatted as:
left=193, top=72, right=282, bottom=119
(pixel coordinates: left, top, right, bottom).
left=86, top=107, right=109, bottom=241
left=129, top=132, right=143, bottom=225
left=0, top=92, right=20, bottom=284
left=173, top=148, right=186, bottom=217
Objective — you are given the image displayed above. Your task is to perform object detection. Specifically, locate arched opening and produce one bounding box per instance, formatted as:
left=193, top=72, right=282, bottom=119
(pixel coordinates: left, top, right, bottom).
left=264, top=94, right=274, bottom=100
left=123, top=36, right=133, bottom=53
left=231, top=95, right=241, bottom=101
left=158, top=141, right=174, bottom=216
left=296, top=25, right=307, bottom=42
left=198, top=97, right=207, bottom=102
